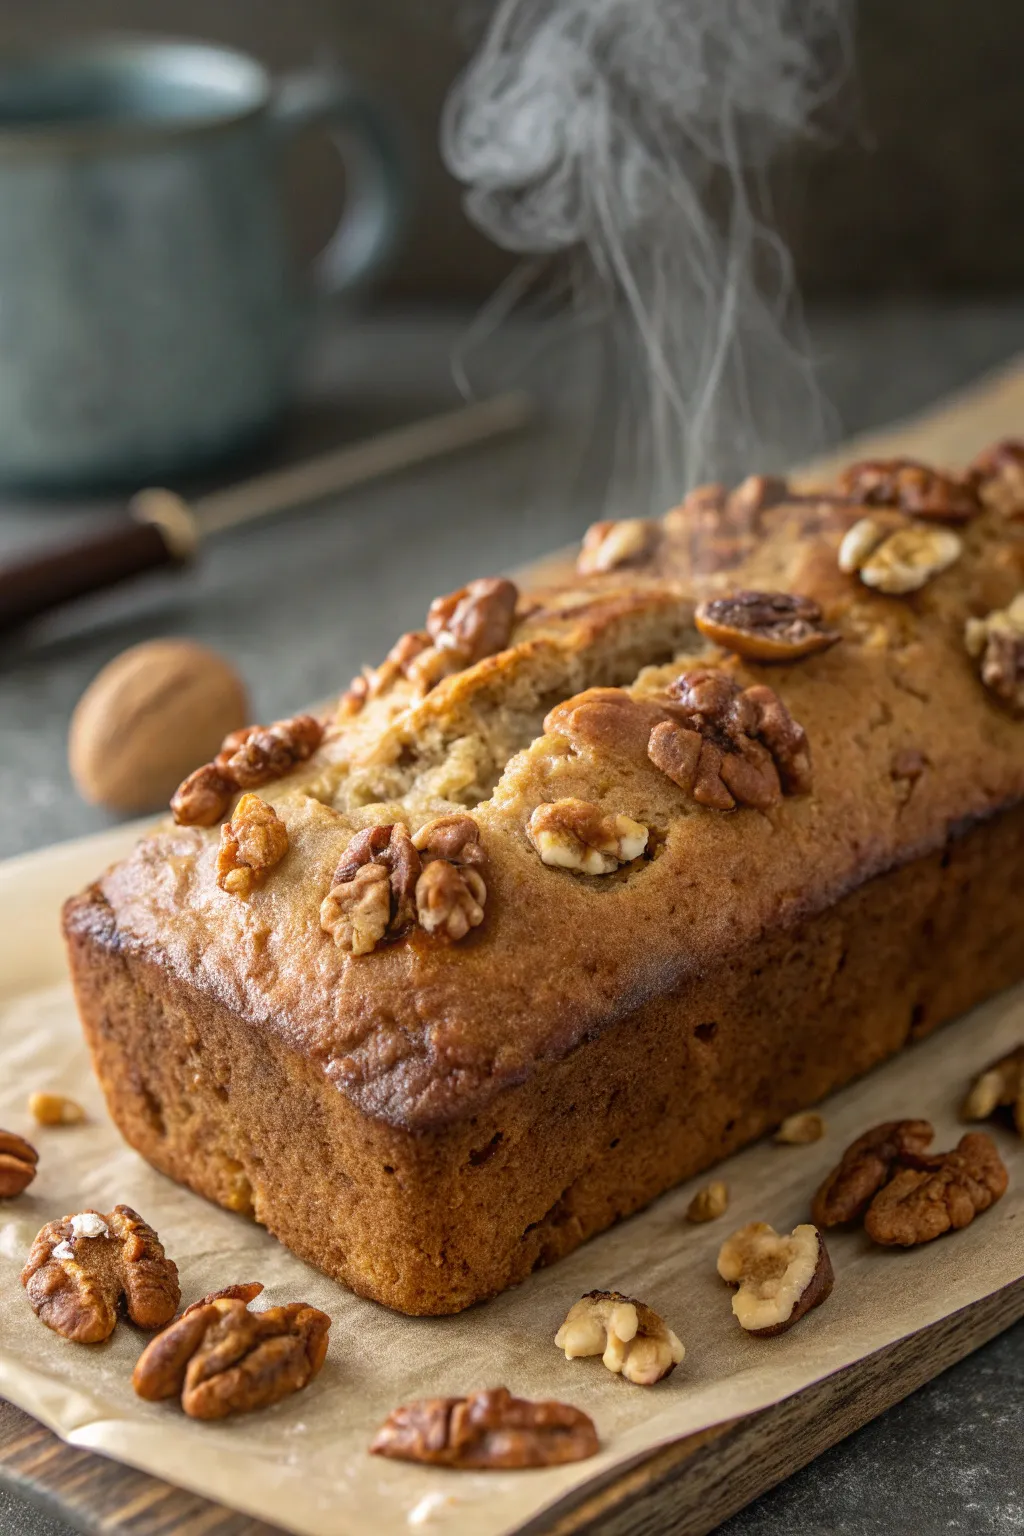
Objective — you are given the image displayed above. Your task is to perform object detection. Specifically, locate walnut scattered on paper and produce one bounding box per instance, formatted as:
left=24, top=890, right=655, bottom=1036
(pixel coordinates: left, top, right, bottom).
left=370, top=1387, right=598, bottom=1469
left=717, top=1222, right=833, bottom=1335
left=555, top=1290, right=684, bottom=1385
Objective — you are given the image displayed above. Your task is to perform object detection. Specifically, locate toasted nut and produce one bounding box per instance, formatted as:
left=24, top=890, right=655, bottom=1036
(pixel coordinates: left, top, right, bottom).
left=964, top=593, right=1024, bottom=714
left=654, top=669, right=812, bottom=809
left=425, top=577, right=519, bottom=670
left=687, top=1181, right=729, bottom=1223
left=370, top=1386, right=598, bottom=1469
left=22, top=1205, right=179, bottom=1343
left=577, top=518, right=658, bottom=575
left=321, top=822, right=432, bottom=953
left=0, top=1130, right=39, bottom=1198
left=412, top=814, right=485, bottom=866
left=962, top=1045, right=1024, bottom=1134
left=775, top=1112, right=826, bottom=1145
left=969, top=439, right=1024, bottom=517
left=528, top=799, right=648, bottom=874
left=28, top=1093, right=86, bottom=1127
left=717, top=1222, right=833, bottom=1335
left=555, top=1290, right=684, bottom=1385
left=321, top=862, right=392, bottom=955
left=837, top=458, right=979, bottom=521
left=216, top=794, right=288, bottom=898
left=133, top=1290, right=329, bottom=1419
left=864, top=1133, right=1008, bottom=1247
left=811, top=1120, right=934, bottom=1227
left=838, top=514, right=961, bottom=594
left=171, top=712, right=323, bottom=825
left=694, top=591, right=841, bottom=663
left=415, top=861, right=486, bottom=940
left=179, top=1281, right=265, bottom=1320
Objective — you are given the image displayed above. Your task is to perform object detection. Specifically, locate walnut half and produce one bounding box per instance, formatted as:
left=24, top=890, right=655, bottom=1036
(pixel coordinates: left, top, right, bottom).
left=962, top=1045, right=1024, bottom=1135
left=717, top=1222, right=834, bottom=1336
left=133, top=1288, right=330, bottom=1420
left=838, top=513, right=962, bottom=595
left=370, top=1387, right=598, bottom=1469
left=964, top=593, right=1024, bottom=715
left=694, top=591, right=841, bottom=663
left=554, top=1290, right=684, bottom=1385
left=837, top=457, right=979, bottom=522
left=22, top=1206, right=180, bottom=1343
left=0, top=1130, right=39, bottom=1198
left=216, top=793, right=289, bottom=898
left=528, top=799, right=648, bottom=874
left=811, top=1119, right=935, bottom=1227
left=320, top=822, right=421, bottom=954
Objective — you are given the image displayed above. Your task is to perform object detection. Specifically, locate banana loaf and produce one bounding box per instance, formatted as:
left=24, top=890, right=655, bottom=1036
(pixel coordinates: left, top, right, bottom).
left=64, top=444, right=1024, bottom=1314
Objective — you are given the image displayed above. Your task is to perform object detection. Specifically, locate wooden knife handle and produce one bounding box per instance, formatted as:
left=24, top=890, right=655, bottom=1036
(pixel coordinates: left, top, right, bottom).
left=0, top=494, right=197, bottom=634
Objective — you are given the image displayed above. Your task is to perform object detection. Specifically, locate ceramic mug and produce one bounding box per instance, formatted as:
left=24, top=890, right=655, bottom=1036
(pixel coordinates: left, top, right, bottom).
left=0, top=37, right=408, bottom=489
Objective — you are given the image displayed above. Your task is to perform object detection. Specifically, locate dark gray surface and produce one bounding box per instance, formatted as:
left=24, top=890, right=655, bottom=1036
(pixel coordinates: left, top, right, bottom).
left=2, top=303, right=1023, bottom=1535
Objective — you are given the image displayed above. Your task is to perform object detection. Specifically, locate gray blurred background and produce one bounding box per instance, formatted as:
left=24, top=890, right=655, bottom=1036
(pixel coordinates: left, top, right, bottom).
left=1, top=0, right=1020, bottom=302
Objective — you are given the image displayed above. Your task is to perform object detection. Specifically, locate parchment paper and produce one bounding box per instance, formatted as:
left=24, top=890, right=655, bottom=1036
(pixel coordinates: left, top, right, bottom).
left=2, top=361, right=1024, bottom=1536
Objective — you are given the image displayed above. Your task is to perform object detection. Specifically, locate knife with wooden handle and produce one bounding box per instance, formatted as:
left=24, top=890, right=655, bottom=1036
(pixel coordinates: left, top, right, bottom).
left=0, top=392, right=535, bottom=634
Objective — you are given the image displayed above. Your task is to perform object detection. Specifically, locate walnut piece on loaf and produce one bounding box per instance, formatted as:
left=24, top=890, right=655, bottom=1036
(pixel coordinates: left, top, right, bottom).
left=964, top=593, right=1024, bottom=714
left=969, top=440, right=1024, bottom=517
left=22, top=1205, right=179, bottom=1343
left=133, top=1288, right=330, bottom=1420
left=0, top=1130, right=38, bottom=1198
left=321, top=815, right=487, bottom=952
left=171, top=713, right=323, bottom=825
left=838, top=513, right=962, bottom=594
left=370, top=1387, right=598, bottom=1469
left=528, top=799, right=648, bottom=874
left=576, top=518, right=659, bottom=574
left=649, top=669, right=811, bottom=812
left=836, top=457, right=980, bottom=521
left=962, top=1044, right=1024, bottom=1135
left=717, top=1222, right=833, bottom=1335
left=694, top=591, right=841, bottom=663
left=555, top=1290, right=684, bottom=1384
left=216, top=794, right=288, bottom=898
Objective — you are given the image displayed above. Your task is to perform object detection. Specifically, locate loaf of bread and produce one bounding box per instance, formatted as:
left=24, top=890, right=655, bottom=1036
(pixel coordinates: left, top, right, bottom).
left=64, top=445, right=1024, bottom=1315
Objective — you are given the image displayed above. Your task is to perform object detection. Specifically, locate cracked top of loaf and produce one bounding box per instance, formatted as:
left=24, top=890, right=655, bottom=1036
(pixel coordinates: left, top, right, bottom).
left=67, top=449, right=1024, bottom=1131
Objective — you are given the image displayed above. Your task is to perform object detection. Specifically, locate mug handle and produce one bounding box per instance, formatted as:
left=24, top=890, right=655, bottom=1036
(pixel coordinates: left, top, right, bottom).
left=268, top=68, right=408, bottom=297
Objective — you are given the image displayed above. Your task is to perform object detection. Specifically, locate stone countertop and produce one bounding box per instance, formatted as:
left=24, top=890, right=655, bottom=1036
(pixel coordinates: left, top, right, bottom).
left=1, top=302, right=1023, bottom=1536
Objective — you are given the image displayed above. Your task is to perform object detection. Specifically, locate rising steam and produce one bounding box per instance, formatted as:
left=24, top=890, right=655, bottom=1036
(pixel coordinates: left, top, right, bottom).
left=443, top=0, right=849, bottom=510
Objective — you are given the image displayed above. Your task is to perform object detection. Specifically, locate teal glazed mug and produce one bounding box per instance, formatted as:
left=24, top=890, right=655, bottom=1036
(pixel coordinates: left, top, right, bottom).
left=0, top=38, right=408, bottom=488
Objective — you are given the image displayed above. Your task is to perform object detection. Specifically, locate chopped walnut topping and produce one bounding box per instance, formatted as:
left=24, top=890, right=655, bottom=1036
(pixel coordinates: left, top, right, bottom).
left=133, top=1290, right=330, bottom=1419
left=837, top=458, right=979, bottom=521
left=812, top=1120, right=935, bottom=1227
left=415, top=860, right=486, bottom=940
left=968, top=440, right=1024, bottom=517
left=320, top=822, right=423, bottom=953
left=864, top=1133, right=1008, bottom=1247
left=775, top=1112, right=826, bottom=1145
left=695, top=591, right=841, bottom=663
left=962, top=1045, right=1024, bottom=1135
left=717, top=1222, right=833, bottom=1335
left=528, top=799, right=648, bottom=875
left=838, top=513, right=962, bottom=594
left=651, top=670, right=811, bottom=811
left=544, top=689, right=669, bottom=767
left=28, top=1092, right=85, bottom=1127
left=216, top=794, right=288, bottom=898
left=170, top=763, right=235, bottom=828
left=426, top=577, right=518, bottom=667
left=577, top=518, right=658, bottom=575
left=964, top=593, right=1024, bottom=714
left=171, top=713, right=323, bottom=825
left=370, top=1387, right=599, bottom=1469
left=687, top=1181, right=730, bottom=1223
left=22, top=1205, right=179, bottom=1343
left=555, top=1290, right=684, bottom=1385
left=412, top=813, right=485, bottom=866
left=0, top=1130, right=38, bottom=1198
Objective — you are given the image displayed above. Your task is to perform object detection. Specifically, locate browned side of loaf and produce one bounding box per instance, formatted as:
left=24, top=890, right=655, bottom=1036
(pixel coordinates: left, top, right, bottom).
left=65, top=802, right=1024, bottom=1316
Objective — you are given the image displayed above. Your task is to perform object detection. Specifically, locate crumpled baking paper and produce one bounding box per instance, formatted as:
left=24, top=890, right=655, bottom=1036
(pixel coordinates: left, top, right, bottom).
left=0, top=825, right=1022, bottom=1536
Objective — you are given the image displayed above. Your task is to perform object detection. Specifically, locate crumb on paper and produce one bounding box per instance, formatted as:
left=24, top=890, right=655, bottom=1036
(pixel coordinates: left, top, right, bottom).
left=408, top=1491, right=460, bottom=1526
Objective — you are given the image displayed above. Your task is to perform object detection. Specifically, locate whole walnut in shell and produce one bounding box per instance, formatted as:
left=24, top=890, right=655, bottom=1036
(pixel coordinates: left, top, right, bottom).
left=69, top=640, right=248, bottom=813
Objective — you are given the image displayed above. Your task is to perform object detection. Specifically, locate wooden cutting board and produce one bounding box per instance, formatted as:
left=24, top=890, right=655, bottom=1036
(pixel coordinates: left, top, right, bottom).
left=2, top=355, right=1023, bottom=1536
